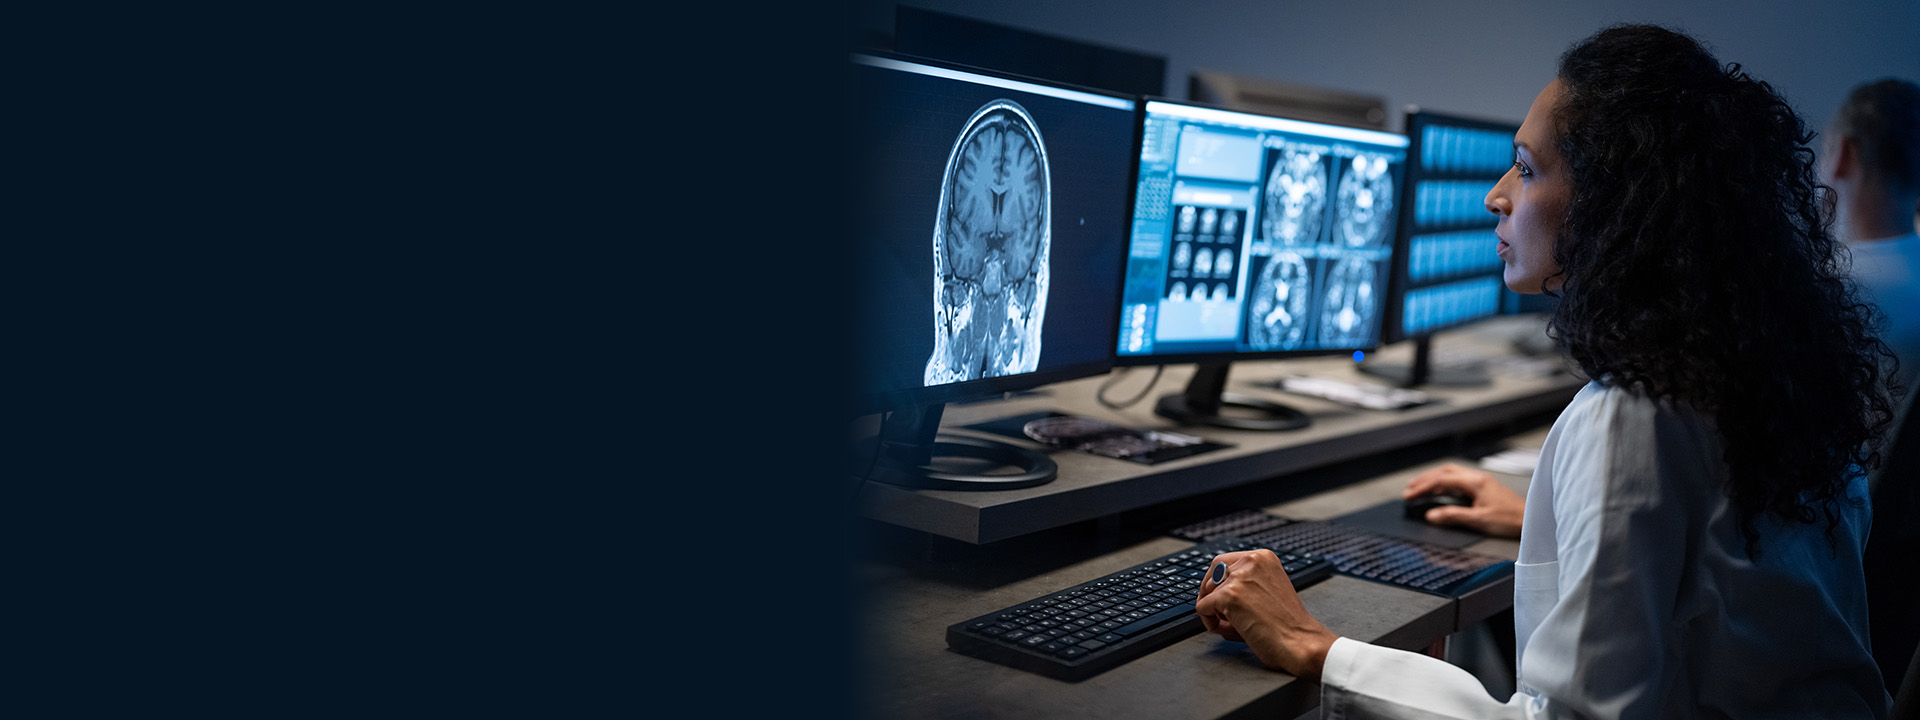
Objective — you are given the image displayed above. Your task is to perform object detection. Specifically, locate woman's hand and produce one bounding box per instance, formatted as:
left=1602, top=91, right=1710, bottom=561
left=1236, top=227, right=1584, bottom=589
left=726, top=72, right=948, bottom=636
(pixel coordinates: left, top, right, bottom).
left=1194, top=549, right=1339, bottom=679
left=1403, top=462, right=1526, bottom=538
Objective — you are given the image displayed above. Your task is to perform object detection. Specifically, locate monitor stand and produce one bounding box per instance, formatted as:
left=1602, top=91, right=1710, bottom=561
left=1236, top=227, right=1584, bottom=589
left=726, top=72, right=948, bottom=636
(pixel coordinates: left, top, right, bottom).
left=864, top=403, right=1057, bottom=491
left=1154, top=360, right=1310, bottom=431
left=1356, top=334, right=1491, bottom=388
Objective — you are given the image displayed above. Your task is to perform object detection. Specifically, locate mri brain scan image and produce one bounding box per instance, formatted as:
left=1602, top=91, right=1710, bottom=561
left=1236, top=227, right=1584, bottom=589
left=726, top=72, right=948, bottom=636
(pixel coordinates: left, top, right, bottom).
left=1178, top=205, right=1197, bottom=234
left=1319, top=256, right=1378, bottom=346
left=1214, top=249, right=1234, bottom=278
left=1173, top=242, right=1192, bottom=272
left=1169, top=281, right=1188, bottom=301
left=1247, top=252, right=1311, bottom=350
left=1263, top=148, right=1328, bottom=246
left=1219, top=209, right=1239, bottom=238
left=1211, top=283, right=1230, bottom=301
left=1193, top=247, right=1214, bottom=278
left=1199, top=208, right=1218, bottom=235
left=1334, top=154, right=1395, bottom=247
left=924, top=99, right=1051, bottom=385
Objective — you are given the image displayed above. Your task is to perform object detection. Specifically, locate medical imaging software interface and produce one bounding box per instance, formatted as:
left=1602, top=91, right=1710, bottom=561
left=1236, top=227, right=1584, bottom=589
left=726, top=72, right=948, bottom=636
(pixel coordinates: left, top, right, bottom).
left=1118, top=102, right=1408, bottom=358
left=1393, top=114, right=1518, bottom=337
left=850, top=54, right=1135, bottom=405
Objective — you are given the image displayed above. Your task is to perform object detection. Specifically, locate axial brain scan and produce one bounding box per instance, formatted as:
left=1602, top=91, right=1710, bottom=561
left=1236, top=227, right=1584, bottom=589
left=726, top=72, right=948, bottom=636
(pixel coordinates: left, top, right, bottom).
left=1334, top=154, right=1395, bottom=247
left=1247, top=252, right=1311, bottom=350
left=1263, top=148, right=1327, bottom=246
left=1318, top=256, right=1377, bottom=346
left=924, top=100, right=1051, bottom=385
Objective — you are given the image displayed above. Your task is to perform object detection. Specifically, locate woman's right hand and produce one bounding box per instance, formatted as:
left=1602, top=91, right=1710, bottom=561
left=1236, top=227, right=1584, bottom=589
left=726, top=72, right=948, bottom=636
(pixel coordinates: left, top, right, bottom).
left=1403, top=462, right=1525, bottom=538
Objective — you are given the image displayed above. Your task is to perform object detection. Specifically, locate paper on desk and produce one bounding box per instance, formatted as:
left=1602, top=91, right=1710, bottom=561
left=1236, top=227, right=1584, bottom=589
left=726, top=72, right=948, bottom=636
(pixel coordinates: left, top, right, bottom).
left=1479, top=447, right=1540, bottom=476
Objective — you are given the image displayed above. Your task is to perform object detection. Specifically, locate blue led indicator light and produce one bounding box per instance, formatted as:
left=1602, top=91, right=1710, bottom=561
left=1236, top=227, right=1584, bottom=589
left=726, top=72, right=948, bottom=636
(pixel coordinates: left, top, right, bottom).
left=1353, top=350, right=1365, bottom=362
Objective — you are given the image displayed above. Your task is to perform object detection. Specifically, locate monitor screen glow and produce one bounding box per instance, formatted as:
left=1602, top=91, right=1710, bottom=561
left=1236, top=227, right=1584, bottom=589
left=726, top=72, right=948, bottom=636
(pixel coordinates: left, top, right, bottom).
left=850, top=54, right=1138, bottom=414
left=1116, top=100, right=1408, bottom=364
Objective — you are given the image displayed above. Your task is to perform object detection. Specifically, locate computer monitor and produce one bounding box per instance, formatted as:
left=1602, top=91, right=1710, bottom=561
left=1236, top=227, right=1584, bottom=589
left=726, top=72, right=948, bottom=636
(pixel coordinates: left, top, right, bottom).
left=1115, top=99, right=1408, bottom=430
left=849, top=52, right=1139, bottom=489
left=1361, top=109, right=1522, bottom=387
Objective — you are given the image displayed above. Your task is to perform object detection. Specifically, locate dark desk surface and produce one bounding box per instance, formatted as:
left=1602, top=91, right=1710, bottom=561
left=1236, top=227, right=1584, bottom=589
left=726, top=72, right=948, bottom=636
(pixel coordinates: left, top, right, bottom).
left=853, top=321, right=1564, bottom=720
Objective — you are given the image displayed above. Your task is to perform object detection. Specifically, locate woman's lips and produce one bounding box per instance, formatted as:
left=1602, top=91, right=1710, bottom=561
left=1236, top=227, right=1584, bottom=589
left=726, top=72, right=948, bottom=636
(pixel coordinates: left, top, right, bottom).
left=1496, top=236, right=1511, bottom=257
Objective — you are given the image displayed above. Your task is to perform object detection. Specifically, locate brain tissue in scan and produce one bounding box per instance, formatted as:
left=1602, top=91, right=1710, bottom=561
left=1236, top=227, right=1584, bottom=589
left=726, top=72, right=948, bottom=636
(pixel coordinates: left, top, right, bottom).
left=1263, top=148, right=1328, bottom=246
left=1335, top=154, right=1395, bottom=247
left=1319, top=256, right=1377, bottom=346
left=1248, top=251, right=1311, bottom=350
left=925, top=100, right=1051, bottom=385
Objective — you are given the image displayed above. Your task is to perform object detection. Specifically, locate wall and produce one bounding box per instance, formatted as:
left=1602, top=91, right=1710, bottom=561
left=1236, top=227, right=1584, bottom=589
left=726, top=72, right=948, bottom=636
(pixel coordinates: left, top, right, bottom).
left=849, top=0, right=1920, bottom=134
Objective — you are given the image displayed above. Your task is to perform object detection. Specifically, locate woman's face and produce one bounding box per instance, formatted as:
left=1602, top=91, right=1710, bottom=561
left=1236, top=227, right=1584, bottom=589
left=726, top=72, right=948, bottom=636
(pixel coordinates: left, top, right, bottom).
left=1486, top=79, right=1572, bottom=294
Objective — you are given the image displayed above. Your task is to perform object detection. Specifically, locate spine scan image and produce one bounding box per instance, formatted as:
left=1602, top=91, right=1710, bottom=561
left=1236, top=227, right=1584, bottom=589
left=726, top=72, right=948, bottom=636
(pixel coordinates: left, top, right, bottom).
left=925, top=100, right=1051, bottom=385
left=1247, top=251, right=1312, bottom=349
left=1318, top=256, right=1377, bottom=346
left=1334, top=153, right=1395, bottom=247
left=1262, top=147, right=1328, bottom=246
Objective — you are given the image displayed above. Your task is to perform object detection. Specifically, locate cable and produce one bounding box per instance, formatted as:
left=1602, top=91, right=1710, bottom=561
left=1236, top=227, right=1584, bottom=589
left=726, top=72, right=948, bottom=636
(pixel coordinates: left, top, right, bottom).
left=1096, top=366, right=1164, bottom=410
left=849, top=410, right=891, bottom=509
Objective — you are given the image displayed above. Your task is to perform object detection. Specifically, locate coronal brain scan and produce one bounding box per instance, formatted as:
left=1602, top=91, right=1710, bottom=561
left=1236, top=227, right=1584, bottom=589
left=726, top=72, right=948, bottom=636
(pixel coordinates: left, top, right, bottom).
left=1318, top=256, right=1378, bottom=346
left=1263, top=148, right=1328, bottom=246
left=1247, top=252, right=1312, bottom=350
left=1334, top=153, right=1395, bottom=247
left=1193, top=247, right=1214, bottom=278
left=1199, top=208, right=1218, bottom=235
left=925, top=99, right=1051, bottom=385
left=1219, top=209, right=1239, bottom=238
left=1173, top=242, right=1192, bottom=271
left=1214, top=249, right=1234, bottom=278
left=1178, top=205, right=1197, bottom=233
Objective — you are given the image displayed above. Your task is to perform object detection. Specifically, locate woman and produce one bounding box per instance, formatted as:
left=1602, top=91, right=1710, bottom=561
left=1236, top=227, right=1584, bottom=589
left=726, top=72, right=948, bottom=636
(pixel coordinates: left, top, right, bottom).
left=1194, top=24, right=1897, bottom=718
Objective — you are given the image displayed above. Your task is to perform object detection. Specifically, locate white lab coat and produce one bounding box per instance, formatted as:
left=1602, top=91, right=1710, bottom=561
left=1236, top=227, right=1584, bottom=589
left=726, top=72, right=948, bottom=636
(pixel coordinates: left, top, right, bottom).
left=1319, top=381, right=1891, bottom=719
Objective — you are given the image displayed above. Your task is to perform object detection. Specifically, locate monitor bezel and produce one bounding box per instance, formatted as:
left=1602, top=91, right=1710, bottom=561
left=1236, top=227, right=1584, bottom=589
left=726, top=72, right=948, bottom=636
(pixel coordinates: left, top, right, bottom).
left=1378, top=108, right=1524, bottom=345
left=1111, top=95, right=1409, bottom=368
left=848, top=50, right=1145, bottom=417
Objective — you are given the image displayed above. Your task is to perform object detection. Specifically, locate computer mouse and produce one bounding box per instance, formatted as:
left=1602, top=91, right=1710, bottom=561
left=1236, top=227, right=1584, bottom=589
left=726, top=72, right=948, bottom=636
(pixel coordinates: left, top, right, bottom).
left=1404, top=491, right=1473, bottom=520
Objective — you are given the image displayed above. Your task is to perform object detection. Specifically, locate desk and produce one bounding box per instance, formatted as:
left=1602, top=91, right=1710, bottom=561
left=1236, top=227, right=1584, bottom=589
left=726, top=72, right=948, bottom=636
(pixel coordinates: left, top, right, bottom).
left=852, top=319, right=1574, bottom=719
left=855, top=316, right=1581, bottom=544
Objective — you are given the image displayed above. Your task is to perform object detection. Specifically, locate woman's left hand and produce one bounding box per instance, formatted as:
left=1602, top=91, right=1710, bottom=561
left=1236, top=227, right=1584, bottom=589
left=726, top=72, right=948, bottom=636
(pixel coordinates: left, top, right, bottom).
left=1194, top=549, right=1340, bottom=679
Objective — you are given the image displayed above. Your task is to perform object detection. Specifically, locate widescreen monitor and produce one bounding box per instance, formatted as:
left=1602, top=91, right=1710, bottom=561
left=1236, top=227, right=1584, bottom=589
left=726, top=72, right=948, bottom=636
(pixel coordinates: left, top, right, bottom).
left=1362, top=109, right=1523, bottom=387
left=849, top=52, right=1138, bottom=487
left=1115, top=99, right=1408, bottom=429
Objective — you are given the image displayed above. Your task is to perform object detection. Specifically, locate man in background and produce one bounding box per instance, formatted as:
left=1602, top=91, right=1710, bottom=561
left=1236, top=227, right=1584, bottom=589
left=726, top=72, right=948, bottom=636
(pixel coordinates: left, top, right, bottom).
left=1823, top=77, right=1920, bottom=408
left=1821, top=75, right=1920, bottom=705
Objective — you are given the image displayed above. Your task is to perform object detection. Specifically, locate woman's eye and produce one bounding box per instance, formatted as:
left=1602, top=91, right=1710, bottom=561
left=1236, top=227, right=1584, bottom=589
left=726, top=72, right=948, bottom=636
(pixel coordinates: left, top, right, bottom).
left=1512, top=160, right=1532, bottom=178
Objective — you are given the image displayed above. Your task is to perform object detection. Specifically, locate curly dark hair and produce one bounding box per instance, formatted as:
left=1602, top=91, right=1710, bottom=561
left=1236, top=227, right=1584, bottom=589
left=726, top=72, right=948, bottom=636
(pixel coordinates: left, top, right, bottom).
left=1545, top=24, right=1897, bottom=554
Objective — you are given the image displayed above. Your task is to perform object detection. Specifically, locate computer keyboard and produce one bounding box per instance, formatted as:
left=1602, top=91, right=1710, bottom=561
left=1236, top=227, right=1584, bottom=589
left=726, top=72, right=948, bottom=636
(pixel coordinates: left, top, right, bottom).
left=1169, top=509, right=1511, bottom=597
left=945, top=535, right=1335, bottom=681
